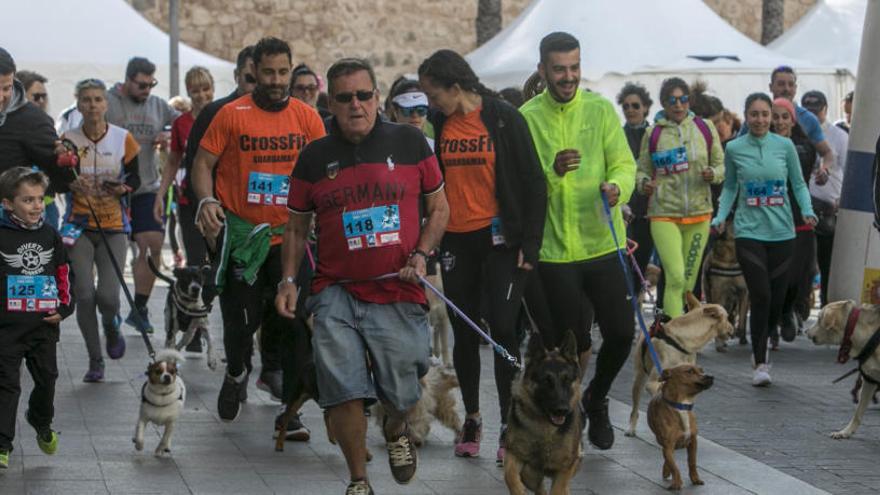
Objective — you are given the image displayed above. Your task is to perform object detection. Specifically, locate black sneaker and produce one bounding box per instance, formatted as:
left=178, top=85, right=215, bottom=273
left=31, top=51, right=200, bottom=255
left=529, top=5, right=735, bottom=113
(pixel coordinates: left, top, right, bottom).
left=218, top=374, right=243, bottom=422
left=238, top=371, right=249, bottom=403
left=780, top=312, right=797, bottom=342
left=386, top=428, right=417, bottom=484
left=273, top=410, right=311, bottom=442
left=257, top=370, right=283, bottom=402
left=586, top=398, right=614, bottom=450
left=345, top=479, right=374, bottom=495
left=184, top=329, right=203, bottom=353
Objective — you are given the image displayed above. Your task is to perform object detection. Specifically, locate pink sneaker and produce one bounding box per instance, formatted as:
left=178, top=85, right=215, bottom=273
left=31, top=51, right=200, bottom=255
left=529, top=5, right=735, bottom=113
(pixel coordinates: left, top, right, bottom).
left=454, top=418, right=482, bottom=457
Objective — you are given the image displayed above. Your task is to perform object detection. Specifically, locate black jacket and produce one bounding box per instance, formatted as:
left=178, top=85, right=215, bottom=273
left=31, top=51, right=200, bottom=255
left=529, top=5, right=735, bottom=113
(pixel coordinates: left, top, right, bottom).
left=0, top=82, right=72, bottom=194
left=623, top=123, right=649, bottom=218
left=181, top=90, right=242, bottom=201
left=430, top=96, right=547, bottom=265
left=0, top=215, right=75, bottom=327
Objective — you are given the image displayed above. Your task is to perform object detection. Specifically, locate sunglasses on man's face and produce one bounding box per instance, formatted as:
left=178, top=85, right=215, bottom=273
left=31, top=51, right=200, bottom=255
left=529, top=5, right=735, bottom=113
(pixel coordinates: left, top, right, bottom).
left=622, top=102, right=641, bottom=111
left=243, top=74, right=257, bottom=84
left=132, top=79, right=158, bottom=90
left=333, top=90, right=375, bottom=104
left=31, top=93, right=48, bottom=102
left=398, top=105, right=428, bottom=118
left=667, top=95, right=689, bottom=106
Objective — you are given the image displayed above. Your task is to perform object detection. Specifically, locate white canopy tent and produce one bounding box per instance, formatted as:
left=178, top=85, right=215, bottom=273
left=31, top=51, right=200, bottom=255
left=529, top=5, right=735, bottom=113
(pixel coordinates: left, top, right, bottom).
left=4, top=0, right=235, bottom=117
left=467, top=0, right=853, bottom=121
left=769, top=0, right=867, bottom=76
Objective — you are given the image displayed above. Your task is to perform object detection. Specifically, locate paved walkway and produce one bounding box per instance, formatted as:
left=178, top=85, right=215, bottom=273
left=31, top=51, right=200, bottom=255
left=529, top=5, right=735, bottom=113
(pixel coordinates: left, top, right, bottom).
left=2, top=273, right=858, bottom=494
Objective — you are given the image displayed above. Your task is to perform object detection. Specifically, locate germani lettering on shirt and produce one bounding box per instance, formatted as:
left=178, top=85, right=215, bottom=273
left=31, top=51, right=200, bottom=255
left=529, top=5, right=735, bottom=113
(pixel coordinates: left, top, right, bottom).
left=239, top=133, right=308, bottom=152
left=438, top=135, right=494, bottom=155
left=318, top=182, right=407, bottom=209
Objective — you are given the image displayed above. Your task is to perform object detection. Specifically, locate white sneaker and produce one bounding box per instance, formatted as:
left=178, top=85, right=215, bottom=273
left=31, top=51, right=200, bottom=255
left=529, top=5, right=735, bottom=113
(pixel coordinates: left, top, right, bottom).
left=752, top=364, right=771, bottom=387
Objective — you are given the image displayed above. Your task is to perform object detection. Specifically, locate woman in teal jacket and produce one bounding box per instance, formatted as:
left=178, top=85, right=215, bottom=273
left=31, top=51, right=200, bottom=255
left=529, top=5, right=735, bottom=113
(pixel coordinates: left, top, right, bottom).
left=637, top=78, right=724, bottom=317
left=712, top=93, right=816, bottom=387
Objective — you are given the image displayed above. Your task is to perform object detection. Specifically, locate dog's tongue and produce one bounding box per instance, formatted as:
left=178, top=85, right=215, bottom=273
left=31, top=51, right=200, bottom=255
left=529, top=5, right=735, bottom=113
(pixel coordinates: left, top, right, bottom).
left=550, top=414, right=567, bottom=426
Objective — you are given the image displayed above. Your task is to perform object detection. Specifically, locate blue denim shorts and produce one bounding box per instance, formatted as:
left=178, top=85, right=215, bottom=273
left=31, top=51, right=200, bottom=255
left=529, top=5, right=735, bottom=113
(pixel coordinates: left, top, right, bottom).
left=305, top=284, right=430, bottom=411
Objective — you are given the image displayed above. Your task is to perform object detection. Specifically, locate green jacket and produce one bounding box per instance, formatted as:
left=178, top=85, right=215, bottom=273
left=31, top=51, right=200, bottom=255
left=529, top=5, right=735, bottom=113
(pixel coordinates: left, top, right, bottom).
left=519, top=89, right=636, bottom=263
left=214, top=211, right=285, bottom=293
left=636, top=111, right=724, bottom=218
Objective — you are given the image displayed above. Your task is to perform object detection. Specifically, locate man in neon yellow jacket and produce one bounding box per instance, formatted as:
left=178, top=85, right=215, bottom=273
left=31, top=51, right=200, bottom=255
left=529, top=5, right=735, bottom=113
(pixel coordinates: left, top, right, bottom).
left=520, top=32, right=636, bottom=451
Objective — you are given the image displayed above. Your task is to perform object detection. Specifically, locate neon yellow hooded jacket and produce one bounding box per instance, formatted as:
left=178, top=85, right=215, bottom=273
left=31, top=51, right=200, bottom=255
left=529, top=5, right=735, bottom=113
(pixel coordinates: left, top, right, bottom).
left=520, top=89, right=636, bottom=263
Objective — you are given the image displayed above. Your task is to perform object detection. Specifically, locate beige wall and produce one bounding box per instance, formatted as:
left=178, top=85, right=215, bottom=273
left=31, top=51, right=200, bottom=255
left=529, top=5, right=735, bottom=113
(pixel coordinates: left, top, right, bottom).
left=128, top=0, right=815, bottom=89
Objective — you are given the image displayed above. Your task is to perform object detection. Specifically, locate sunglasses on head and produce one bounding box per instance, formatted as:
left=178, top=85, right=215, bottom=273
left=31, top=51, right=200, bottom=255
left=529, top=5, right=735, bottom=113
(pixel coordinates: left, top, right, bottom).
left=132, top=78, right=158, bottom=90
left=622, top=102, right=641, bottom=111
left=293, top=84, right=318, bottom=93
left=333, top=90, right=375, bottom=104
left=397, top=105, right=428, bottom=118
left=667, top=95, right=689, bottom=106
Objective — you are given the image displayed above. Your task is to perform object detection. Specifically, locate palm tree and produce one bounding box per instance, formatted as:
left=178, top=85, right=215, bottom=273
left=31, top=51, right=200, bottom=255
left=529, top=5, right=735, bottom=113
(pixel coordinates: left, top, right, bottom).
left=476, top=0, right=502, bottom=46
left=761, top=0, right=785, bottom=45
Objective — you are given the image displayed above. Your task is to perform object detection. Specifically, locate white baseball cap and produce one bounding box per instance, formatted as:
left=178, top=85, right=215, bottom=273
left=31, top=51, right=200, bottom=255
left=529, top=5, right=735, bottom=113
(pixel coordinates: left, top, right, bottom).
left=392, top=91, right=428, bottom=108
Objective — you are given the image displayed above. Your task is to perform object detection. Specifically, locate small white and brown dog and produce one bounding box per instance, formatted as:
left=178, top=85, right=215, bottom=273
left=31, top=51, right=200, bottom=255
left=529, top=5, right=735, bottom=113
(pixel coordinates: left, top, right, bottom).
left=133, top=349, right=186, bottom=456
left=807, top=300, right=880, bottom=439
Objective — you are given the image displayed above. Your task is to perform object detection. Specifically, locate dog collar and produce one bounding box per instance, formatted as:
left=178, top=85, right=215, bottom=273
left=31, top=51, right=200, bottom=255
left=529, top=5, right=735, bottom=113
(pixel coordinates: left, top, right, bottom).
left=663, top=398, right=694, bottom=411
left=140, top=382, right=184, bottom=407
left=837, top=307, right=862, bottom=364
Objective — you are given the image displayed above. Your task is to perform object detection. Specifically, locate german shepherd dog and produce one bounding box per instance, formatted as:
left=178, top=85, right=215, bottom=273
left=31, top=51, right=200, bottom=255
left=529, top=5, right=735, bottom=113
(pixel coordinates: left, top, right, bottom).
left=504, top=330, right=583, bottom=495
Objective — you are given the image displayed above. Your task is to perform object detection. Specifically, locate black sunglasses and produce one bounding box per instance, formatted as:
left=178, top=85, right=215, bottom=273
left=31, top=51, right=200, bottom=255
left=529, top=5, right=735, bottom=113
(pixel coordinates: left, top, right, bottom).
left=132, top=78, right=158, bottom=90
left=622, top=102, right=641, bottom=111
left=244, top=74, right=257, bottom=84
left=398, top=106, right=428, bottom=117
left=31, top=93, right=48, bottom=102
left=333, top=90, right=375, bottom=104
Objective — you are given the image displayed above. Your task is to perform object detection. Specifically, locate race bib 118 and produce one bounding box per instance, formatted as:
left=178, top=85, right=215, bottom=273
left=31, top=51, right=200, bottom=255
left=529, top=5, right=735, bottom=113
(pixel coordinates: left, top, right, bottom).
left=342, top=205, right=402, bottom=251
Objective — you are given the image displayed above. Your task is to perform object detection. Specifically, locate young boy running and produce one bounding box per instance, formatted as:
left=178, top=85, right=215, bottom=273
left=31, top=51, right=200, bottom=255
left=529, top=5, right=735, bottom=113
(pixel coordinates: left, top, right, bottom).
left=0, top=167, right=74, bottom=468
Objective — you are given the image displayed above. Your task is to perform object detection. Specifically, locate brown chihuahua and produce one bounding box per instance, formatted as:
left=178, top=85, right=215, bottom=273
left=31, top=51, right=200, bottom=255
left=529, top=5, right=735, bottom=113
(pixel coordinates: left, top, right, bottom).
left=647, top=364, right=714, bottom=490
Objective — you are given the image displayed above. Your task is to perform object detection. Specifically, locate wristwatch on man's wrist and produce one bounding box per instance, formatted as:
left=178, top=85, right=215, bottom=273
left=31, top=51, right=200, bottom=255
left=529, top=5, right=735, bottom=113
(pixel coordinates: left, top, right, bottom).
left=277, top=276, right=297, bottom=291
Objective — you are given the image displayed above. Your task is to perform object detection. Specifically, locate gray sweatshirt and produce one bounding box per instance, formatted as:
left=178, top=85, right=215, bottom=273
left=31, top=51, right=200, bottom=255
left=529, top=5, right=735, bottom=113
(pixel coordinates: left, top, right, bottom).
left=106, top=84, right=178, bottom=195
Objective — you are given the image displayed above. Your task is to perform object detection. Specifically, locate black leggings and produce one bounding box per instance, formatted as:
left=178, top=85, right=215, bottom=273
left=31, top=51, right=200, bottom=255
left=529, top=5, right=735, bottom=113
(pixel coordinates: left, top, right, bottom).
left=782, top=230, right=817, bottom=321
left=538, top=253, right=635, bottom=410
left=735, top=238, right=793, bottom=365
left=178, top=199, right=208, bottom=267
left=627, top=217, right=654, bottom=295
left=440, top=228, right=526, bottom=420
left=816, top=232, right=834, bottom=307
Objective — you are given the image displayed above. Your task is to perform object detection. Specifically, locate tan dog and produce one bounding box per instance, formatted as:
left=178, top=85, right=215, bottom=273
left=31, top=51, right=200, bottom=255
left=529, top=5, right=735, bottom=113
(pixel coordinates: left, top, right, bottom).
left=134, top=350, right=186, bottom=456
left=372, top=364, right=462, bottom=446
left=703, top=220, right=750, bottom=350
left=504, top=330, right=582, bottom=495
left=626, top=293, right=732, bottom=437
left=806, top=300, right=880, bottom=439
left=425, top=270, right=453, bottom=367
left=647, top=364, right=714, bottom=490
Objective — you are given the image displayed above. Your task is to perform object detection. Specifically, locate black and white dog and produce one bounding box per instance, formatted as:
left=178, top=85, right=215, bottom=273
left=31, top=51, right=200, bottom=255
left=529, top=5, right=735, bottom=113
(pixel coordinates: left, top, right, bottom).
left=147, top=256, right=217, bottom=370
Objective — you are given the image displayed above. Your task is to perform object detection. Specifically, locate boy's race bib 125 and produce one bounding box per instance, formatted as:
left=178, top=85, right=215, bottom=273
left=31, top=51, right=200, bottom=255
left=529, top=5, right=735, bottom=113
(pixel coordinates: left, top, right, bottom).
left=745, top=179, right=786, bottom=207
left=247, top=172, right=289, bottom=206
left=342, top=204, right=402, bottom=251
left=651, top=146, right=689, bottom=175
left=6, top=275, right=58, bottom=312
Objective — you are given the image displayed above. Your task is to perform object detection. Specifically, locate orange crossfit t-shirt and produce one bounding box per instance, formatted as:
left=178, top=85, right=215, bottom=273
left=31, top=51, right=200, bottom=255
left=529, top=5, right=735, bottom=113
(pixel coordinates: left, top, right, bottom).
left=199, top=95, right=325, bottom=235
left=439, top=108, right=499, bottom=233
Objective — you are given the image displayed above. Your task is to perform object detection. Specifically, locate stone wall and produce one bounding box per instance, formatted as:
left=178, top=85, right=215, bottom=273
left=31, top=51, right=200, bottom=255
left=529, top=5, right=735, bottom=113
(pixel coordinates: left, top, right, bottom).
left=128, top=0, right=816, bottom=89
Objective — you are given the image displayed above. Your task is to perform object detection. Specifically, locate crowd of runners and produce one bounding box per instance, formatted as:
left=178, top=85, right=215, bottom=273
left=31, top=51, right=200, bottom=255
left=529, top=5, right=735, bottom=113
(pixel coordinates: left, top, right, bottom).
left=0, top=29, right=859, bottom=493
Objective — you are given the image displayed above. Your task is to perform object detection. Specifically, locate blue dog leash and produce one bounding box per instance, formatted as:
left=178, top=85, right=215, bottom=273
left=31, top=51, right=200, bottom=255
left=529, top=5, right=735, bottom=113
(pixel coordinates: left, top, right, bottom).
left=336, top=272, right=522, bottom=370
left=601, top=192, right=664, bottom=376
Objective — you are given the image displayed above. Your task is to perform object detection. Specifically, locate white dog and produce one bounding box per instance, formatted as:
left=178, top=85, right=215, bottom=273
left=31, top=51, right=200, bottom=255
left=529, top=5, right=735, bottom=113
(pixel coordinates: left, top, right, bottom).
left=133, top=349, right=186, bottom=456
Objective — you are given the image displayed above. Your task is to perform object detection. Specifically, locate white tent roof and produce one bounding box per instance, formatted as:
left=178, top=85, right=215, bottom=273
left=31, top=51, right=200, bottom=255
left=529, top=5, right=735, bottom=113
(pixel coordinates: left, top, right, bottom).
left=4, top=0, right=235, bottom=116
left=466, top=0, right=823, bottom=89
left=769, top=0, right=866, bottom=75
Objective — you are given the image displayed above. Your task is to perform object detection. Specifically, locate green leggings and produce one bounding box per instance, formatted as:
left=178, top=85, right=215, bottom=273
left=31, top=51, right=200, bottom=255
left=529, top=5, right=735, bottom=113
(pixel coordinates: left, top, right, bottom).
left=650, top=220, right=709, bottom=317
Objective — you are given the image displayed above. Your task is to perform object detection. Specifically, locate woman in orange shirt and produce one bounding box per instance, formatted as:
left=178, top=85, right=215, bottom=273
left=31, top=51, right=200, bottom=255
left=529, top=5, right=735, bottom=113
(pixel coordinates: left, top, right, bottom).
left=419, top=49, right=546, bottom=465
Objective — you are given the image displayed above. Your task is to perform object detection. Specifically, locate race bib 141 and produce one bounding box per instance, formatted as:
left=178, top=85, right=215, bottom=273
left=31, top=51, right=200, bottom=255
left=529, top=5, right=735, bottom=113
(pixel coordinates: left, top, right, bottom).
left=247, top=172, right=289, bottom=206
